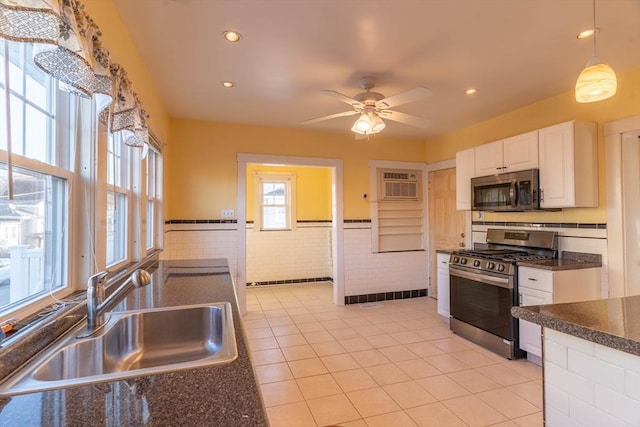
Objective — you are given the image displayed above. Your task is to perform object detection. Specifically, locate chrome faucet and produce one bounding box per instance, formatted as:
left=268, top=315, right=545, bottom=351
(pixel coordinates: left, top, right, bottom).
left=80, top=269, right=152, bottom=338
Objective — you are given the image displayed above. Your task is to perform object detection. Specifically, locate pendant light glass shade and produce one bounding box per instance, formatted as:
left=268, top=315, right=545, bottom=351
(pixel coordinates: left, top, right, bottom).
left=351, top=111, right=386, bottom=135
left=352, top=113, right=372, bottom=133
left=575, top=0, right=617, bottom=103
left=370, top=114, right=386, bottom=133
left=575, top=58, right=617, bottom=103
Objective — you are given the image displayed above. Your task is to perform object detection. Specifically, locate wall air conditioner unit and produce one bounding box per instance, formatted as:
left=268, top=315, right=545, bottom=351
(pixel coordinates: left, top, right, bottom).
left=379, top=169, right=421, bottom=201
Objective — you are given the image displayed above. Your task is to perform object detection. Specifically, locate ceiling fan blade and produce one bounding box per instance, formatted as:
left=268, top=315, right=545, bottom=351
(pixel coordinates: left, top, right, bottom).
left=375, top=87, right=432, bottom=109
left=321, top=90, right=365, bottom=108
left=301, top=110, right=358, bottom=125
left=379, top=110, right=431, bottom=128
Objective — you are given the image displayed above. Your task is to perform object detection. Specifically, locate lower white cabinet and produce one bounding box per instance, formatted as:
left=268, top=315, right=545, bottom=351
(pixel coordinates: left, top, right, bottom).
left=518, top=266, right=600, bottom=361
left=436, top=252, right=450, bottom=317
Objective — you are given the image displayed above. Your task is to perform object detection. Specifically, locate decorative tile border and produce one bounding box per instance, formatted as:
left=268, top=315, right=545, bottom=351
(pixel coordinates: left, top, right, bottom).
left=344, top=288, right=427, bottom=305
left=165, top=219, right=237, bottom=224
left=472, top=221, right=607, bottom=229
left=166, top=218, right=372, bottom=224
left=246, top=277, right=333, bottom=287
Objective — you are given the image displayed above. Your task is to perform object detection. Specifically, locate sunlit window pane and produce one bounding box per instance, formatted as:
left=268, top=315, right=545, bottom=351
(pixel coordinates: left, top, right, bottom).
left=0, top=166, right=67, bottom=311
left=146, top=200, right=153, bottom=249
left=25, top=74, right=48, bottom=111
left=106, top=191, right=127, bottom=266
left=25, top=105, right=48, bottom=162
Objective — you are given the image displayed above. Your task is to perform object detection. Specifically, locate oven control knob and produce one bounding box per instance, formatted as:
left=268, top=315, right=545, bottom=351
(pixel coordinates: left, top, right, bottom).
left=460, top=258, right=467, bottom=265
left=487, top=262, right=495, bottom=270
left=497, top=264, right=505, bottom=272
left=453, top=256, right=460, bottom=263
left=473, top=260, right=481, bottom=267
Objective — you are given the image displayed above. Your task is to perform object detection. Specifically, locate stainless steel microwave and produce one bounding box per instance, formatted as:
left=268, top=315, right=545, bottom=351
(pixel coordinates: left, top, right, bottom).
left=471, top=169, right=540, bottom=211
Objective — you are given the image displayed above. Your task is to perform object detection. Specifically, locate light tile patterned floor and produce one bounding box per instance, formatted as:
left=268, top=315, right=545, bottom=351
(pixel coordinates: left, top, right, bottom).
left=244, top=283, right=543, bottom=427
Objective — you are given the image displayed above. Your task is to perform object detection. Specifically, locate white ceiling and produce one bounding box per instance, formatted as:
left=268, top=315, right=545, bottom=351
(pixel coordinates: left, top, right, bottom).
left=112, top=0, right=640, bottom=140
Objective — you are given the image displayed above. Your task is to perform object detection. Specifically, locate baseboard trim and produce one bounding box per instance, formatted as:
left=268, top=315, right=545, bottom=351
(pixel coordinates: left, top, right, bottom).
left=345, top=288, right=428, bottom=305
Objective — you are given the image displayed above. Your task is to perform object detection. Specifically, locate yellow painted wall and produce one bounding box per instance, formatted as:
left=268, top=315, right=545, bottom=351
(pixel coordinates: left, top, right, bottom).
left=425, top=66, right=640, bottom=224
left=246, top=165, right=332, bottom=221
left=167, top=120, right=425, bottom=220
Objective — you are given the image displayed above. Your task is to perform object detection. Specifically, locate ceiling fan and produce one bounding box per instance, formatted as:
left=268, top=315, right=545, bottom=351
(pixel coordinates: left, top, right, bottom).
left=302, top=77, right=432, bottom=138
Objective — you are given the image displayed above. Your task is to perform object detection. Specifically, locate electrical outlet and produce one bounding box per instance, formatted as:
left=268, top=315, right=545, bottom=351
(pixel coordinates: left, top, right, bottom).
left=221, top=209, right=234, bottom=218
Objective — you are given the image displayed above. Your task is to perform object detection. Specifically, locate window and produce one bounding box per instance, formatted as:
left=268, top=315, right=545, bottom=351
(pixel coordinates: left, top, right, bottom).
left=0, top=36, right=163, bottom=320
left=254, top=172, right=296, bottom=231
left=106, top=132, right=130, bottom=267
left=0, top=40, right=72, bottom=312
left=145, top=148, right=162, bottom=250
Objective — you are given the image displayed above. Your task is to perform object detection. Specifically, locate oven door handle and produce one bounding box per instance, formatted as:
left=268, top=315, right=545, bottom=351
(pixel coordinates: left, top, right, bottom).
left=450, top=269, right=513, bottom=289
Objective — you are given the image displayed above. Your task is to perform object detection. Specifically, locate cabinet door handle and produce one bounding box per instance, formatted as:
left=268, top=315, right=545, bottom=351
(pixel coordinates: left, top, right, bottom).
left=527, top=278, right=537, bottom=281
left=540, top=189, right=544, bottom=202
left=518, top=293, right=523, bottom=305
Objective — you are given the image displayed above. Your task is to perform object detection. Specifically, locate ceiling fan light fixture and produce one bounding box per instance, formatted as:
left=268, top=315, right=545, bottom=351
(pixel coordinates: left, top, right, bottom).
left=575, top=0, right=617, bottom=103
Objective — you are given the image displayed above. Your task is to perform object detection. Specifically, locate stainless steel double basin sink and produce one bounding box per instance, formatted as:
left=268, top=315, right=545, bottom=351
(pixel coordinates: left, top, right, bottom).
left=0, top=303, right=238, bottom=396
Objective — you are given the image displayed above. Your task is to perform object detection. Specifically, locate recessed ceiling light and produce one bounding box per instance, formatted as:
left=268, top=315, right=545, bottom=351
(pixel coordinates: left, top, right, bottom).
left=465, top=88, right=477, bottom=95
left=222, top=81, right=234, bottom=88
left=223, top=30, right=241, bottom=42
left=577, top=28, right=598, bottom=39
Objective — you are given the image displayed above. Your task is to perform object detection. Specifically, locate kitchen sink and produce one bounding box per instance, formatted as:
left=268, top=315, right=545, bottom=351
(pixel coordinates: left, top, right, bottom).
left=0, top=303, right=237, bottom=396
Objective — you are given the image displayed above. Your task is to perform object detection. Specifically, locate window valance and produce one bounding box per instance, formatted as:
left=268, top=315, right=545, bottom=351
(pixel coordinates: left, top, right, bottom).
left=0, top=0, right=151, bottom=149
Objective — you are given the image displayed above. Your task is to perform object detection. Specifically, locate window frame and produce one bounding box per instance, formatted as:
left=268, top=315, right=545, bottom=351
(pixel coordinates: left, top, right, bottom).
left=253, top=171, right=296, bottom=231
left=0, top=40, right=77, bottom=319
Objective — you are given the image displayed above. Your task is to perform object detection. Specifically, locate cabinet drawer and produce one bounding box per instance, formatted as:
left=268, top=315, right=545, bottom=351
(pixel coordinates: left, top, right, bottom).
left=518, top=267, right=552, bottom=292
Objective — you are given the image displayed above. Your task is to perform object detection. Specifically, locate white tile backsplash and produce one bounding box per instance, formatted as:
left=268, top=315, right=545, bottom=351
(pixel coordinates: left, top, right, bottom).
left=472, top=224, right=609, bottom=297
left=344, top=226, right=427, bottom=295
left=162, top=221, right=428, bottom=296
left=246, top=223, right=332, bottom=283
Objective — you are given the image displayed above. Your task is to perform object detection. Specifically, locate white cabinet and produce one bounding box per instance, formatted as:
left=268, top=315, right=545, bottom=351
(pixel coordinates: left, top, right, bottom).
left=518, top=266, right=600, bottom=361
left=474, top=131, right=538, bottom=177
left=455, top=147, right=475, bottom=210
left=436, top=252, right=450, bottom=318
left=538, top=121, right=598, bottom=208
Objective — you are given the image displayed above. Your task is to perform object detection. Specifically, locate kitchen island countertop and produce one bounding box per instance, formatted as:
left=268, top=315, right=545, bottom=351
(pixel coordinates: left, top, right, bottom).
left=0, top=259, right=267, bottom=426
left=512, top=295, right=640, bottom=356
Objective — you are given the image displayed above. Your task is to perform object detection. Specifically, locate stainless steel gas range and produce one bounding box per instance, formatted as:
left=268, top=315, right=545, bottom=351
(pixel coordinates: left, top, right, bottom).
left=448, top=228, right=558, bottom=359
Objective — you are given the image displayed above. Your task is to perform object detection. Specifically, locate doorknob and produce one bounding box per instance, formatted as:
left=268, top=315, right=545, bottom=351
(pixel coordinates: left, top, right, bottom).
left=460, top=233, right=465, bottom=238
left=458, top=242, right=465, bottom=247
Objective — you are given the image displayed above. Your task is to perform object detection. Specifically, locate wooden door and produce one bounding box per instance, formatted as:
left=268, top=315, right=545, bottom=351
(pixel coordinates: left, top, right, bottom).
left=428, top=168, right=465, bottom=298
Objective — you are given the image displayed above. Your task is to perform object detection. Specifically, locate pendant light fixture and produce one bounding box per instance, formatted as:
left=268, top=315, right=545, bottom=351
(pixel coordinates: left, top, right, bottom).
left=575, top=0, right=617, bottom=103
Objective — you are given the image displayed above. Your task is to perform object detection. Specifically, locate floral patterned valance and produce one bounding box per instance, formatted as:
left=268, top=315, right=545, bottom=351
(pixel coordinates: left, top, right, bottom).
left=0, top=0, right=150, bottom=149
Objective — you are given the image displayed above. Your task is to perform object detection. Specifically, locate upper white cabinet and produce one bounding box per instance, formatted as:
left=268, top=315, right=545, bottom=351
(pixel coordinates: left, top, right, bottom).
left=538, top=121, right=598, bottom=208
left=474, top=131, right=538, bottom=177
left=455, top=147, right=475, bottom=210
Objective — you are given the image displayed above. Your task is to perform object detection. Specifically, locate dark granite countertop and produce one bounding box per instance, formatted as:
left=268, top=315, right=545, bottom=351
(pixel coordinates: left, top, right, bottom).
left=517, top=259, right=602, bottom=271
left=0, top=259, right=267, bottom=426
left=512, top=295, right=640, bottom=357
left=517, top=251, right=602, bottom=271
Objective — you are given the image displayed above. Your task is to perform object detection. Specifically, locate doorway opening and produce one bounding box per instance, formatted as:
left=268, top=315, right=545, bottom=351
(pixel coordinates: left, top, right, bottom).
left=237, top=154, right=344, bottom=315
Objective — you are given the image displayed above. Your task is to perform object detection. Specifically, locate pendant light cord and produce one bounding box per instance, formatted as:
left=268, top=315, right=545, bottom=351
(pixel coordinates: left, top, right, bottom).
left=592, top=0, right=597, bottom=57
